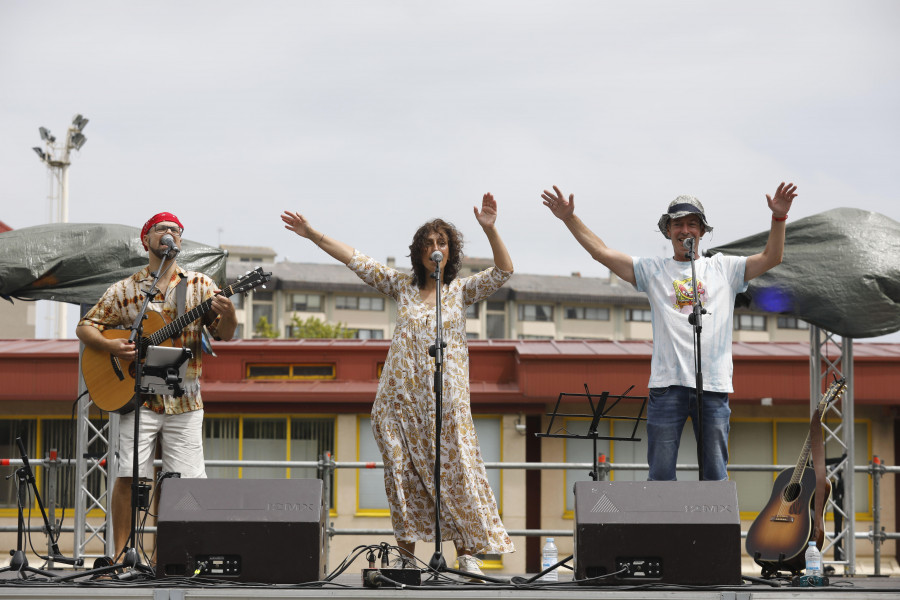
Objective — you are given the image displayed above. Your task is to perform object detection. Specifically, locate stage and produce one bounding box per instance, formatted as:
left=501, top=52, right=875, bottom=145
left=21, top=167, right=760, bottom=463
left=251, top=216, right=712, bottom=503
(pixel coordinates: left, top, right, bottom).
left=3, top=569, right=900, bottom=600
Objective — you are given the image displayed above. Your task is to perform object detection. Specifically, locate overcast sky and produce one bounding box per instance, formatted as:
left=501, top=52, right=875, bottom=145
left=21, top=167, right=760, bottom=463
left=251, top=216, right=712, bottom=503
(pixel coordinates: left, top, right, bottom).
left=1, top=1, right=898, bottom=340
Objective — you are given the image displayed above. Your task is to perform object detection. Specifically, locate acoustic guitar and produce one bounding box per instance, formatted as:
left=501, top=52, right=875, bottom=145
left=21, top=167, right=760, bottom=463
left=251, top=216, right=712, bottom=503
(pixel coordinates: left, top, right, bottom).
left=81, top=267, right=271, bottom=412
left=744, top=378, right=846, bottom=574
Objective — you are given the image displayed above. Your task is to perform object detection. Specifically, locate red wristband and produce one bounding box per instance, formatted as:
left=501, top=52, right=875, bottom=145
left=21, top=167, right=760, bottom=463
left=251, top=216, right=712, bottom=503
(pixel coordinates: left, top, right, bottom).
left=773, top=214, right=788, bottom=222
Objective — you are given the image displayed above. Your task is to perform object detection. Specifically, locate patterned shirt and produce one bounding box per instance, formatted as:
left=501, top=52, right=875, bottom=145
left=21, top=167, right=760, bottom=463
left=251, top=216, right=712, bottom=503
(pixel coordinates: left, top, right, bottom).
left=78, top=265, right=222, bottom=414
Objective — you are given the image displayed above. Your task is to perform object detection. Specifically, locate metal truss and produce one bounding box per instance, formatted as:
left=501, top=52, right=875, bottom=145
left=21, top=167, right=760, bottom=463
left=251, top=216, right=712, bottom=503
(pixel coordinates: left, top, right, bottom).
left=809, top=326, right=855, bottom=575
left=73, top=350, right=118, bottom=561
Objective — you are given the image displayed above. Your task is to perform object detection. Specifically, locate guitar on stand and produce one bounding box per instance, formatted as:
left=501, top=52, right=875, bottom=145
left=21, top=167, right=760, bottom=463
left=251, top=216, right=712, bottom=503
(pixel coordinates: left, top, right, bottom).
left=745, top=377, right=847, bottom=576
left=81, top=267, right=271, bottom=412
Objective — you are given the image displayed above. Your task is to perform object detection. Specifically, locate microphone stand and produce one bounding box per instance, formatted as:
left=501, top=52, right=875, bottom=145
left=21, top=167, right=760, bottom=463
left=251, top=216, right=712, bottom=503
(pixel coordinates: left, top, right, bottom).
left=685, top=238, right=707, bottom=479
left=0, top=437, right=84, bottom=579
left=427, top=255, right=448, bottom=574
left=420, top=254, right=494, bottom=584
left=60, top=247, right=179, bottom=582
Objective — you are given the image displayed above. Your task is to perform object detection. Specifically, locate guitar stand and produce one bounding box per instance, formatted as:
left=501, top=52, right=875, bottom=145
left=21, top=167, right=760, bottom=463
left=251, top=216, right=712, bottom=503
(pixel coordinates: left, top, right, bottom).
left=0, top=437, right=83, bottom=580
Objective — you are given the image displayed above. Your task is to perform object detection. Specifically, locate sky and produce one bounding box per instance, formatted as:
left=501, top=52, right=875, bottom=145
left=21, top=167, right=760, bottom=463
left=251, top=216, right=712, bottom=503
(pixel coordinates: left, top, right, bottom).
left=1, top=1, right=898, bottom=340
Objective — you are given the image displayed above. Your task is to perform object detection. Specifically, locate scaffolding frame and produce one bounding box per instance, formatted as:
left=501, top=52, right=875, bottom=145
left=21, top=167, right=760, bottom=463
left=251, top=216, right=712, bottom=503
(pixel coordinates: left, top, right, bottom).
left=810, top=325, right=855, bottom=576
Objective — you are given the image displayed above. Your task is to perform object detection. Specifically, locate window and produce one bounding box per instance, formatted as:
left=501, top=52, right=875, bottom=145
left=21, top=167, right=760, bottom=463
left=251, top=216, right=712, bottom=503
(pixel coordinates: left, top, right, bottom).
left=336, top=296, right=385, bottom=311
left=729, top=418, right=870, bottom=518
left=518, top=304, right=553, bottom=322
left=466, top=332, right=480, bottom=340
left=203, top=416, right=335, bottom=503
left=355, top=329, right=384, bottom=340
left=564, top=416, right=689, bottom=513
left=734, top=314, right=767, bottom=331
left=291, top=293, right=323, bottom=312
left=357, top=416, right=502, bottom=514
left=253, top=291, right=274, bottom=302
left=486, top=301, right=505, bottom=312
left=565, top=306, right=610, bottom=321
left=357, top=416, right=388, bottom=513
left=518, top=334, right=553, bottom=340
left=230, top=293, right=243, bottom=309
left=777, top=316, right=809, bottom=330
left=626, top=308, right=652, bottom=322
left=466, top=303, right=480, bottom=318
left=246, top=363, right=336, bottom=379
left=486, top=314, right=505, bottom=339
left=1, top=418, right=107, bottom=511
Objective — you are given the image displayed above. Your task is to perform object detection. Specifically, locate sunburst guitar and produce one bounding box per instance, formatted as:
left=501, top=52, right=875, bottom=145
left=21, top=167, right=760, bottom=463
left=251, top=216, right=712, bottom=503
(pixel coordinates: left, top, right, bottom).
left=744, top=378, right=846, bottom=574
left=81, top=267, right=270, bottom=412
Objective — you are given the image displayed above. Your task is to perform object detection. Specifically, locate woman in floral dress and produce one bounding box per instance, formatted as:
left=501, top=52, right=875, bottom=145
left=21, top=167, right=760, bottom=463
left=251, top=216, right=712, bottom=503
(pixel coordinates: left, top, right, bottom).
left=282, top=193, right=515, bottom=576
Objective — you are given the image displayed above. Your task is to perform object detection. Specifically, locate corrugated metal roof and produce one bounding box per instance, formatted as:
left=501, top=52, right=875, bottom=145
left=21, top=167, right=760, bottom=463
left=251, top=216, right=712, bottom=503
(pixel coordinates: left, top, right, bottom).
left=5, top=338, right=898, bottom=358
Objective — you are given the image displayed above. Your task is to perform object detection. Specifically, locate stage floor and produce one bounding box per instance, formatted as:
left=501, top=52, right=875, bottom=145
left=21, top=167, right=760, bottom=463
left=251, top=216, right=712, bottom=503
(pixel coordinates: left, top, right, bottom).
left=3, top=569, right=900, bottom=600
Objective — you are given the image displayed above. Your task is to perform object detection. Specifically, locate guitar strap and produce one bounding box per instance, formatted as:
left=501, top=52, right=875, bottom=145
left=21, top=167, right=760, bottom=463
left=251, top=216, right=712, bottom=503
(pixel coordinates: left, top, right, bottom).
left=809, top=402, right=828, bottom=545
left=175, top=273, right=187, bottom=321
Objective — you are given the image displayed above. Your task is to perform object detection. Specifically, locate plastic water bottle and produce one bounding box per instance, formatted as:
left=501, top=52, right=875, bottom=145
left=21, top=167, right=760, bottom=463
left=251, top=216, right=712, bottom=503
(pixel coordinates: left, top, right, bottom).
left=541, top=537, right=559, bottom=582
left=805, top=541, right=822, bottom=577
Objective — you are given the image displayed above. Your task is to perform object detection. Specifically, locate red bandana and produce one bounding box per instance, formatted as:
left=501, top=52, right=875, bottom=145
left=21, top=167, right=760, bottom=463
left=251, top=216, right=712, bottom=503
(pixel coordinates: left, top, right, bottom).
left=140, top=212, right=184, bottom=250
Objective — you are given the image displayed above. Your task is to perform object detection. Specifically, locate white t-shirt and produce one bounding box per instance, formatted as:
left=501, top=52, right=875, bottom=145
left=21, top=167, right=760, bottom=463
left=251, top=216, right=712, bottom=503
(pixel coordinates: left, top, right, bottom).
left=633, top=254, right=748, bottom=393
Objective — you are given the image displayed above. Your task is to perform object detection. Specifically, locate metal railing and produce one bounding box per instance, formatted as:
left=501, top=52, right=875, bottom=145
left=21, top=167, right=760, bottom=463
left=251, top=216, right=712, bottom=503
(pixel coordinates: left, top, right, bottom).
left=3, top=454, right=897, bottom=574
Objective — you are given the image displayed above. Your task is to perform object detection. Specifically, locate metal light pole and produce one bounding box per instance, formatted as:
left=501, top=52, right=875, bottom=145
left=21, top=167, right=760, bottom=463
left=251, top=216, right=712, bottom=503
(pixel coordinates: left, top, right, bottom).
left=32, top=114, right=89, bottom=339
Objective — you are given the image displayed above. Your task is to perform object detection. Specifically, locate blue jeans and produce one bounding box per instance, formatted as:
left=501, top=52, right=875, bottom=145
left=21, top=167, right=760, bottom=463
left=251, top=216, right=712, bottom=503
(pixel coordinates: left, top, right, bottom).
left=646, top=385, right=731, bottom=481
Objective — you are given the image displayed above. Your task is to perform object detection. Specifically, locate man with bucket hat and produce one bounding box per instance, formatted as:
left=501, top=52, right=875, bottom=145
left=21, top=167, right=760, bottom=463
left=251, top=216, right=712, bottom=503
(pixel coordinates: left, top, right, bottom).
left=541, top=182, right=797, bottom=481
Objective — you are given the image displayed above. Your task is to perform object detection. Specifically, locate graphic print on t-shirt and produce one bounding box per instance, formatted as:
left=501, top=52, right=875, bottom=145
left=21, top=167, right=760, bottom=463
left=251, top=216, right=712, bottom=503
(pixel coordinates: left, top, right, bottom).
left=670, top=276, right=706, bottom=312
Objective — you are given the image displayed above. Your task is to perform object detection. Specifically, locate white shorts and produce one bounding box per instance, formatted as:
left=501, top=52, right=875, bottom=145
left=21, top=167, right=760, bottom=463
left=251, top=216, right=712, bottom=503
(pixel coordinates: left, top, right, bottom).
left=117, top=407, right=207, bottom=480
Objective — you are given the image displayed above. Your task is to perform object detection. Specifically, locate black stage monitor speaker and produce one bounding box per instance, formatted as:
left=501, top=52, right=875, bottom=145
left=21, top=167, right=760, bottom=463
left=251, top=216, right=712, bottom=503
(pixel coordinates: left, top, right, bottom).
left=574, top=480, right=741, bottom=586
left=157, top=478, right=326, bottom=583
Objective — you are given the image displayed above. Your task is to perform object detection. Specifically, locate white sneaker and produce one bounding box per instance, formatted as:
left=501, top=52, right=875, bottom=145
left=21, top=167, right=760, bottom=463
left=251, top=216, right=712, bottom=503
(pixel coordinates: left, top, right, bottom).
left=457, top=555, right=485, bottom=582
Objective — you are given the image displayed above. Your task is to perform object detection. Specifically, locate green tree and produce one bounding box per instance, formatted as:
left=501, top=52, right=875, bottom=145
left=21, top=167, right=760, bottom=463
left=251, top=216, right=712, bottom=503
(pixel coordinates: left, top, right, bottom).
left=254, top=315, right=279, bottom=339
left=288, top=315, right=356, bottom=339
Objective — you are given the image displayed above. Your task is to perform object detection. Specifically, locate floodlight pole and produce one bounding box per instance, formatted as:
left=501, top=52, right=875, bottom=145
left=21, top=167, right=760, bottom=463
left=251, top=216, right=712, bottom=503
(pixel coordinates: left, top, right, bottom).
left=33, top=115, right=88, bottom=339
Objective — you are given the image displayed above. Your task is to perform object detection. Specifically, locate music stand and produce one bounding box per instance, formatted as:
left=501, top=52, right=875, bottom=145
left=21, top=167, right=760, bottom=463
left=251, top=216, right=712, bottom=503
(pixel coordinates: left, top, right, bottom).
left=537, top=384, right=647, bottom=482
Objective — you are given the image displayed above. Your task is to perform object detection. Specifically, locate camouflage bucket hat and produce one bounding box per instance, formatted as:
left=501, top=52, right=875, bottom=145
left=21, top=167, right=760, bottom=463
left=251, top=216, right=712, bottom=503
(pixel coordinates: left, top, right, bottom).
left=657, top=195, right=713, bottom=239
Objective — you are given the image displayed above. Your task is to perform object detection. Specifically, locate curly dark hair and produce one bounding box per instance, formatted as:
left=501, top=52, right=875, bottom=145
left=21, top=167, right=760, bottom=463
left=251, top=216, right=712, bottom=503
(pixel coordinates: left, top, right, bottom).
left=408, top=218, right=463, bottom=288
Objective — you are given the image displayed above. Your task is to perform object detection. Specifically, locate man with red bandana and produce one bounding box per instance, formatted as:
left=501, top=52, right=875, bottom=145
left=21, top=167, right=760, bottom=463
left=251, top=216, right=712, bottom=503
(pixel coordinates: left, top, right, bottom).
left=77, top=212, right=236, bottom=559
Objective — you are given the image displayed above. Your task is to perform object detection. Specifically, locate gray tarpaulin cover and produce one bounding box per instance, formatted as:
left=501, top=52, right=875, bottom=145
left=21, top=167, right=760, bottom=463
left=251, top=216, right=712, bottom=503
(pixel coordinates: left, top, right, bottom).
left=708, top=208, right=900, bottom=339
left=0, top=223, right=227, bottom=306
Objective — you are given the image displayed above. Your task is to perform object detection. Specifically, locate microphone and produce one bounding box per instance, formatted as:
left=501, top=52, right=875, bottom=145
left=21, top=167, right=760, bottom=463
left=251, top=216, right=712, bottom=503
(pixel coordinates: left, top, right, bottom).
left=682, top=237, right=695, bottom=251
left=430, top=250, right=443, bottom=264
left=160, top=234, right=180, bottom=256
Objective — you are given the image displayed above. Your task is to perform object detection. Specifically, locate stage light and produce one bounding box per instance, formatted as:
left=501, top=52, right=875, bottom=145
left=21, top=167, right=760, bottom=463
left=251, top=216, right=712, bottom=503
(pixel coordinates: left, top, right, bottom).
left=70, top=132, right=87, bottom=150
left=32, top=147, right=45, bottom=160
left=72, top=114, right=89, bottom=131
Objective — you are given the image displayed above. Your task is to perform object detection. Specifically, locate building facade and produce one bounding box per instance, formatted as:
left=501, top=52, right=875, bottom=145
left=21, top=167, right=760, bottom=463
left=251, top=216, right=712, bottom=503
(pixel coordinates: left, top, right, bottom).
left=223, top=247, right=810, bottom=346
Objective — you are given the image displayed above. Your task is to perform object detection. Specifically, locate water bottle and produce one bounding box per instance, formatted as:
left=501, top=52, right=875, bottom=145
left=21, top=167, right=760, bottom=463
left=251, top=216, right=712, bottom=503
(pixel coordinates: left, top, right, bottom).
left=805, top=540, right=822, bottom=577
left=541, top=537, right=559, bottom=582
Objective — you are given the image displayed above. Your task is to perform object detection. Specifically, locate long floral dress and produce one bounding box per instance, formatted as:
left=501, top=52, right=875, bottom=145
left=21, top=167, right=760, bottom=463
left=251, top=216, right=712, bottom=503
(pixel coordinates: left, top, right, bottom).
left=348, top=250, right=515, bottom=554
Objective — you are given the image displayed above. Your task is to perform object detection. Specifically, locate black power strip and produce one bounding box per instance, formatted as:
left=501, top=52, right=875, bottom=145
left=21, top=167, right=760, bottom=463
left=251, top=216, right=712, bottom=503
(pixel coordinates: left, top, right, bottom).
left=362, top=568, right=422, bottom=588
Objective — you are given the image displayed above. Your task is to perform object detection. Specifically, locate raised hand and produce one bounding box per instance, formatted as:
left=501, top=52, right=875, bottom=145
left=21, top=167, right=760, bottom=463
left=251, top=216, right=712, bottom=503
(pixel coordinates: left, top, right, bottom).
left=474, top=192, right=498, bottom=229
left=281, top=210, right=315, bottom=239
left=541, top=185, right=575, bottom=221
left=766, top=182, right=798, bottom=219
